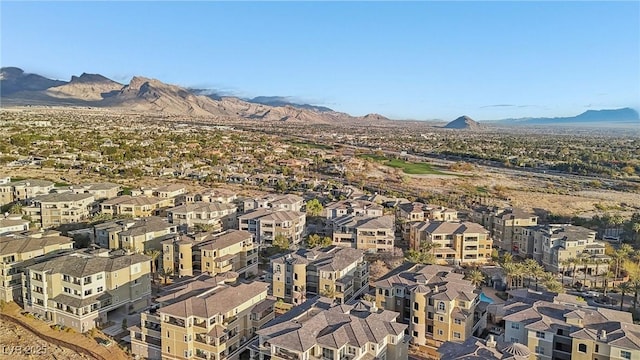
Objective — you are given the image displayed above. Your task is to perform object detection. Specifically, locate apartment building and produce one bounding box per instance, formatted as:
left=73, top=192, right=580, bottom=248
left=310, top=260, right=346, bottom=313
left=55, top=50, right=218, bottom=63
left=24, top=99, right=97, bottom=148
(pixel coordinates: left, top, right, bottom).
left=332, top=215, right=395, bottom=252
left=130, top=276, right=273, bottom=360
left=409, top=221, right=493, bottom=265
left=0, top=213, right=30, bottom=234
left=238, top=209, right=306, bottom=248
left=68, top=182, right=121, bottom=200
left=536, top=224, right=609, bottom=275
left=162, top=230, right=258, bottom=278
left=242, top=194, right=304, bottom=212
left=324, top=199, right=383, bottom=220
left=167, top=201, right=238, bottom=231
left=22, top=249, right=151, bottom=332
left=0, top=232, right=74, bottom=302
left=252, top=296, right=409, bottom=360
left=184, top=188, right=237, bottom=204
left=100, top=195, right=175, bottom=217
left=22, top=193, right=95, bottom=228
left=94, top=216, right=178, bottom=251
left=270, top=246, right=369, bottom=305
left=0, top=179, right=54, bottom=206
left=397, top=203, right=458, bottom=241
left=132, top=184, right=187, bottom=199
left=503, top=293, right=638, bottom=360
left=469, top=207, right=538, bottom=253
left=375, top=264, right=483, bottom=359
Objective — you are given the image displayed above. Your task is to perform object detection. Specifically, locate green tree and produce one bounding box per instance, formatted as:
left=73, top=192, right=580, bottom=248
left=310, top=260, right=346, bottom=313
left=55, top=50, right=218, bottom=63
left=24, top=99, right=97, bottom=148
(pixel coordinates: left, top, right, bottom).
left=159, top=267, right=173, bottom=285
left=306, top=234, right=332, bottom=248
left=466, top=269, right=485, bottom=288
left=273, top=234, right=290, bottom=251
left=320, top=285, right=337, bottom=299
left=617, top=282, right=633, bottom=310
left=306, top=199, right=324, bottom=217
left=8, top=203, right=22, bottom=214
left=144, top=249, right=161, bottom=284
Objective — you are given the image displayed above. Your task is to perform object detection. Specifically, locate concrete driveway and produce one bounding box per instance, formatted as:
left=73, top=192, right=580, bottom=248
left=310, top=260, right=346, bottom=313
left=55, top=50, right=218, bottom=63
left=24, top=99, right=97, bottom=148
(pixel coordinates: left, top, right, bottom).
left=103, top=312, right=140, bottom=337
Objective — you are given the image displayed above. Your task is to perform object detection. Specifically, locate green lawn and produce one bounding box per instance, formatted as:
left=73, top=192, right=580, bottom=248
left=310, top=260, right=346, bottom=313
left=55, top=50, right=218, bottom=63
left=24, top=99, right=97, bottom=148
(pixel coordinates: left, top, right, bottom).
left=358, top=154, right=448, bottom=175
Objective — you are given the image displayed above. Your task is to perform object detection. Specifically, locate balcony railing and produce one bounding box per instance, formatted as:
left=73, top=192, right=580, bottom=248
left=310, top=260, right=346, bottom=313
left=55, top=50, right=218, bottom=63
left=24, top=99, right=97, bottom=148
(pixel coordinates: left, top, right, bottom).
left=223, top=316, right=238, bottom=326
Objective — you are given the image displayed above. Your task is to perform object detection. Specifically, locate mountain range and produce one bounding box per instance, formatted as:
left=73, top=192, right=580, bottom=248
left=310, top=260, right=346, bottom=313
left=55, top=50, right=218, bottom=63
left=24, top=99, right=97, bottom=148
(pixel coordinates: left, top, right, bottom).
left=1, top=67, right=637, bottom=128
left=0, top=67, right=388, bottom=125
left=491, top=108, right=639, bottom=126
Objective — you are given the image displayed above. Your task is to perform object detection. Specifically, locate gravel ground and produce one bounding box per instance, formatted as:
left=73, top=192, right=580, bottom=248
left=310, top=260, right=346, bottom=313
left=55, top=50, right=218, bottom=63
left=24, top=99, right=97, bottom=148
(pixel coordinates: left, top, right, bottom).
left=0, top=320, right=92, bottom=360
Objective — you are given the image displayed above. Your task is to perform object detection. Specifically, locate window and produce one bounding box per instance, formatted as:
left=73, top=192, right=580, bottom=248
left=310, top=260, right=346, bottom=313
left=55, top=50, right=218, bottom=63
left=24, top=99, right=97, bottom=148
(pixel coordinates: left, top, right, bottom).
left=535, top=346, right=544, bottom=355
left=621, top=350, right=631, bottom=360
left=578, top=344, right=587, bottom=353
left=97, top=286, right=103, bottom=292
left=64, top=287, right=72, bottom=294
left=595, top=344, right=599, bottom=353
left=96, top=274, right=103, bottom=280
left=184, top=335, right=188, bottom=342
left=453, top=332, right=461, bottom=339
left=427, top=312, right=433, bottom=319
left=437, top=329, right=444, bottom=336
left=414, top=302, right=419, bottom=310
left=413, top=316, right=419, bottom=324
left=535, top=331, right=545, bottom=339
left=438, top=301, right=446, bottom=311
left=438, top=316, right=444, bottom=322
left=454, top=319, right=462, bottom=325
left=412, top=331, right=418, bottom=337
left=511, top=323, right=520, bottom=330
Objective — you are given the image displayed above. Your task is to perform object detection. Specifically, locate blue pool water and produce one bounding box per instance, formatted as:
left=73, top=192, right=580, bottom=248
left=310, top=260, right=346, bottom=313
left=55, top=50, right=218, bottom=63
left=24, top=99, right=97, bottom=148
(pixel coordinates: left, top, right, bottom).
left=479, top=292, right=494, bottom=304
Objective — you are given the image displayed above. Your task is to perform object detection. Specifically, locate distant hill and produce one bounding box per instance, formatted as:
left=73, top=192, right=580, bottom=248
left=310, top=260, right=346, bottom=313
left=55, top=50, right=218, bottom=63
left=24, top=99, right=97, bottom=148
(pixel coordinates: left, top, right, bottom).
left=0, top=67, right=66, bottom=95
left=0, top=67, right=392, bottom=125
left=246, top=96, right=334, bottom=112
left=47, top=73, right=122, bottom=101
left=444, top=115, right=483, bottom=130
left=497, top=108, right=639, bottom=126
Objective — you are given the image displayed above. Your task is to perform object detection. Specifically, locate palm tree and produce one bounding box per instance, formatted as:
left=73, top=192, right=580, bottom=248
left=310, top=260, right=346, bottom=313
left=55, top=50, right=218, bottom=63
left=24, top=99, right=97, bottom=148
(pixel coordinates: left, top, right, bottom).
left=602, top=270, right=615, bottom=296
left=523, top=259, right=538, bottom=287
left=531, top=264, right=545, bottom=291
left=502, top=263, right=517, bottom=291
left=580, top=257, right=593, bottom=288
left=320, top=285, right=337, bottom=300
left=144, top=249, right=161, bottom=284
left=633, top=222, right=640, bottom=243
left=466, top=269, right=485, bottom=289
left=158, top=267, right=173, bottom=285
left=617, top=282, right=633, bottom=311
left=501, top=253, right=513, bottom=265
left=570, top=258, right=579, bottom=287
left=560, top=258, right=573, bottom=278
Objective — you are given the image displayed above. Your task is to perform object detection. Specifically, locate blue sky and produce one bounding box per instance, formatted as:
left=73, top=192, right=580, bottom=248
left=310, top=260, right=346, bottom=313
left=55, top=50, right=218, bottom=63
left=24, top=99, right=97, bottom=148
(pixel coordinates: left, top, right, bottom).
left=2, top=1, right=639, bottom=120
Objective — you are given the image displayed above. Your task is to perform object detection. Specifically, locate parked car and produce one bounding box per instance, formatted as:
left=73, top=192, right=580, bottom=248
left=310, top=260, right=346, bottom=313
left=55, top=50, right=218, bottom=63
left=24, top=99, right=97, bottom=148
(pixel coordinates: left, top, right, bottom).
left=96, top=338, right=113, bottom=347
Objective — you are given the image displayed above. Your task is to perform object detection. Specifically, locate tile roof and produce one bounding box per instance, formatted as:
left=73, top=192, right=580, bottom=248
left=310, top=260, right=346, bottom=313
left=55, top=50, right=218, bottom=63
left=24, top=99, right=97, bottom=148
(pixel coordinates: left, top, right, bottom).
left=159, top=281, right=269, bottom=319
left=271, top=246, right=365, bottom=272
left=167, top=202, right=237, bottom=214
left=257, top=297, right=406, bottom=353
left=33, top=193, right=94, bottom=203
left=375, top=264, right=478, bottom=303
left=26, top=250, right=150, bottom=278
left=196, top=230, right=253, bottom=251
left=0, top=235, right=73, bottom=256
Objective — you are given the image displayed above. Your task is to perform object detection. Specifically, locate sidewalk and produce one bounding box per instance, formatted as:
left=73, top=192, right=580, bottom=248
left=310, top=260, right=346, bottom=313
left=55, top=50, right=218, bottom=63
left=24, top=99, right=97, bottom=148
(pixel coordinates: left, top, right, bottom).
left=481, top=286, right=506, bottom=304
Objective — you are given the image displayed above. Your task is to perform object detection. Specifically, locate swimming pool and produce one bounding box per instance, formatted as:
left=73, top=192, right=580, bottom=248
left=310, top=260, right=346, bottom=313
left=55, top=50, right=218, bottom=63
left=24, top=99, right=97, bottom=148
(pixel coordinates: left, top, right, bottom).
left=479, top=292, right=494, bottom=304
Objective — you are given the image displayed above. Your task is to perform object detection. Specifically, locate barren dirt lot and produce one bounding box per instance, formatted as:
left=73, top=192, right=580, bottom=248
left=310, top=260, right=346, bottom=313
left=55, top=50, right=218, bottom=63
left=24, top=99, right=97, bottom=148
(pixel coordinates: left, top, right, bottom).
left=0, top=320, right=91, bottom=360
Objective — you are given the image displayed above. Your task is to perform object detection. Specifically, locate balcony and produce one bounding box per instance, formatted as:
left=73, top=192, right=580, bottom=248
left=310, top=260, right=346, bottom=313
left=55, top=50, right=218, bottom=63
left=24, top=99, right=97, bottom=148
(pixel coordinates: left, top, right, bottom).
left=274, top=349, right=301, bottom=360
left=165, top=316, right=186, bottom=327
left=223, top=316, right=238, bottom=326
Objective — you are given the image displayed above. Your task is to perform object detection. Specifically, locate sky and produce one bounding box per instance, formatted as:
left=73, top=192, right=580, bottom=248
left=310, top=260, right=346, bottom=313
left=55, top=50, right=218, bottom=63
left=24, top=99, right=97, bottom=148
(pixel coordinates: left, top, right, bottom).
left=1, top=1, right=639, bottom=120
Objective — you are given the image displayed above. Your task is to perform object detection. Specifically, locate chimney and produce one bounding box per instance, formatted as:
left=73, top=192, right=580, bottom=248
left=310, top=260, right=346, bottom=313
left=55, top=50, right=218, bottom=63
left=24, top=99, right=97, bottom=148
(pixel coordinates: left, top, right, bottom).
left=434, top=285, right=439, bottom=292
left=486, top=334, right=496, bottom=348
left=599, top=329, right=607, bottom=341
